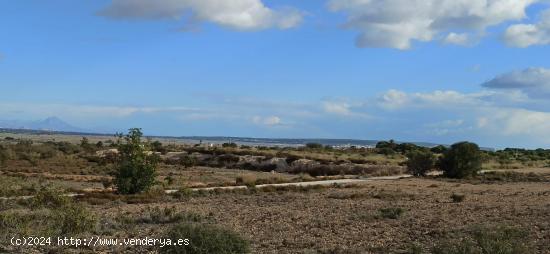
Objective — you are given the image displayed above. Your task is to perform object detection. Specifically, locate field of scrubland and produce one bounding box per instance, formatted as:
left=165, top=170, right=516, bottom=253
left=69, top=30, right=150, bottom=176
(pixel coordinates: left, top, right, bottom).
left=1, top=131, right=549, bottom=253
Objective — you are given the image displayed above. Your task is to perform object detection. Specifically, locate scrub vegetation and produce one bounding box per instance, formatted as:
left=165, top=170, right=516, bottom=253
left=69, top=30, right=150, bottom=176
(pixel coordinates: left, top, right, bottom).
left=1, top=129, right=549, bottom=253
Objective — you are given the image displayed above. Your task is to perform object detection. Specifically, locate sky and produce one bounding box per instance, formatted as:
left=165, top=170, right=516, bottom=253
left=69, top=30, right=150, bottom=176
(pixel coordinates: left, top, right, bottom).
left=1, top=0, right=550, bottom=149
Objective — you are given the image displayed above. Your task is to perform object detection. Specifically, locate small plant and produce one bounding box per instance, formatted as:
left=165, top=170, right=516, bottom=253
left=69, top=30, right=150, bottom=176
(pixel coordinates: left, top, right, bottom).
left=221, top=142, right=238, bottom=148
left=165, top=175, right=175, bottom=185
left=30, top=186, right=70, bottom=209
left=378, top=207, right=405, bottom=219
left=450, top=193, right=466, bottom=203
left=305, top=143, right=323, bottom=149
left=100, top=177, right=113, bottom=189
left=161, top=223, right=250, bottom=254
left=179, top=154, right=197, bottom=168
left=56, top=203, right=97, bottom=234
left=236, top=174, right=257, bottom=188
left=172, top=188, right=195, bottom=199
left=432, top=225, right=532, bottom=254
left=406, top=243, right=423, bottom=254
left=1, top=186, right=97, bottom=238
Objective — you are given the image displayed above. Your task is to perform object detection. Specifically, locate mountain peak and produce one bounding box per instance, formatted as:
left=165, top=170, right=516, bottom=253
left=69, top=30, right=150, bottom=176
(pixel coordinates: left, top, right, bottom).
left=32, top=117, right=81, bottom=132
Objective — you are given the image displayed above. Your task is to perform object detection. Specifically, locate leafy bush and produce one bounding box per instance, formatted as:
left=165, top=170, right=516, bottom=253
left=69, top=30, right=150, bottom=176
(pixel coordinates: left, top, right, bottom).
left=30, top=186, right=70, bottom=209
left=406, top=150, right=435, bottom=176
left=178, top=154, right=197, bottom=168
left=439, top=142, right=482, bottom=179
left=56, top=203, right=96, bottom=234
left=378, top=207, right=405, bottom=219
left=1, top=187, right=96, bottom=238
left=450, top=193, right=465, bottom=203
left=80, top=137, right=93, bottom=152
left=114, top=128, right=158, bottom=194
left=161, top=223, right=250, bottom=254
left=306, top=143, right=323, bottom=149
left=236, top=175, right=257, bottom=187
left=430, top=145, right=448, bottom=154
left=151, top=140, right=167, bottom=154
left=222, top=142, right=238, bottom=148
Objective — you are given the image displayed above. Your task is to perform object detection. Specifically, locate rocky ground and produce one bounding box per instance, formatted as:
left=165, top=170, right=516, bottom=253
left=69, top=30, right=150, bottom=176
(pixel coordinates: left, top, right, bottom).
left=84, top=177, right=550, bottom=253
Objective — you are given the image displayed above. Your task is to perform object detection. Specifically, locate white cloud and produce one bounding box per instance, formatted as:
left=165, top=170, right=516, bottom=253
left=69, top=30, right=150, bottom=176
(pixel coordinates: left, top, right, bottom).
left=481, top=67, right=550, bottom=98
left=368, top=88, right=550, bottom=146
left=425, top=119, right=466, bottom=136
left=0, top=103, right=205, bottom=118
left=328, top=0, right=536, bottom=49
left=504, top=9, right=550, bottom=47
left=378, top=89, right=493, bottom=110
left=98, top=0, right=303, bottom=30
left=378, top=89, right=409, bottom=109
left=443, top=33, right=471, bottom=46
left=323, top=101, right=351, bottom=115
left=252, top=116, right=282, bottom=126
left=497, top=109, right=550, bottom=136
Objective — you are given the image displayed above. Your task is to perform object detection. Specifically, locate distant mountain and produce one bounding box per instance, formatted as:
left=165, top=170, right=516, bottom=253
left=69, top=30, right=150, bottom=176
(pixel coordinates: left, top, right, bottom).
left=0, top=117, right=83, bottom=132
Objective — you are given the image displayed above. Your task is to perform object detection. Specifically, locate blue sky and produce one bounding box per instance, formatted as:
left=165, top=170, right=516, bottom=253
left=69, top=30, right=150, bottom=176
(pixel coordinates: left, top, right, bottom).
left=1, top=0, right=550, bottom=148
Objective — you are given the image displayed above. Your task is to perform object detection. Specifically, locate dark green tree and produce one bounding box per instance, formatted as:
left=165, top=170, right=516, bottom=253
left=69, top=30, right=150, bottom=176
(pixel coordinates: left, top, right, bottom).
left=430, top=145, right=448, bottom=154
left=406, top=150, right=435, bottom=176
left=80, top=137, right=91, bottom=149
left=439, top=142, right=482, bottom=178
left=114, top=128, right=158, bottom=194
left=150, top=140, right=167, bottom=154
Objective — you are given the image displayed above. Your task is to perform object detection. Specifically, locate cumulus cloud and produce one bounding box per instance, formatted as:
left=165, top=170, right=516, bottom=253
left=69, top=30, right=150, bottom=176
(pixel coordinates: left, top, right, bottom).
left=492, top=108, right=550, bottom=136
left=327, top=0, right=536, bottom=49
left=370, top=88, right=550, bottom=146
left=481, top=67, right=550, bottom=98
left=504, top=9, right=550, bottom=47
left=98, top=0, right=302, bottom=30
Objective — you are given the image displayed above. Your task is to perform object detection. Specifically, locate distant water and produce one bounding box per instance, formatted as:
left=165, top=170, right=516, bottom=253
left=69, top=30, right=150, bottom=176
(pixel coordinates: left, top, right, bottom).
left=165, top=136, right=440, bottom=148
left=3, top=128, right=497, bottom=150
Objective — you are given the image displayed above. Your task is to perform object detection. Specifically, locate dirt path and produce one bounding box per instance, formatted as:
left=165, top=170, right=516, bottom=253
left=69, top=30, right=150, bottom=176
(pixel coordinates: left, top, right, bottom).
left=1, top=174, right=413, bottom=199
left=166, top=174, right=413, bottom=193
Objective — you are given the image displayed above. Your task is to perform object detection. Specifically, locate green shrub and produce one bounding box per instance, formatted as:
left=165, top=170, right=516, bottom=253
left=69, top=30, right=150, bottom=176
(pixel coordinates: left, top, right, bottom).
left=378, top=207, right=405, bottom=219
left=430, top=145, right=448, bottom=154
left=161, top=223, right=250, bottom=254
left=450, top=193, right=465, bottom=203
left=56, top=203, right=97, bottom=234
left=0, top=145, right=8, bottom=166
left=222, top=142, right=238, bottom=148
left=432, top=225, right=532, bottom=254
left=114, top=128, right=158, bottom=194
left=1, top=187, right=96, bottom=238
left=306, top=143, right=323, bottom=149
left=439, top=142, right=482, bottom=179
left=406, top=150, right=435, bottom=176
left=30, top=187, right=70, bottom=209
left=236, top=175, right=256, bottom=188
left=179, top=154, right=197, bottom=168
